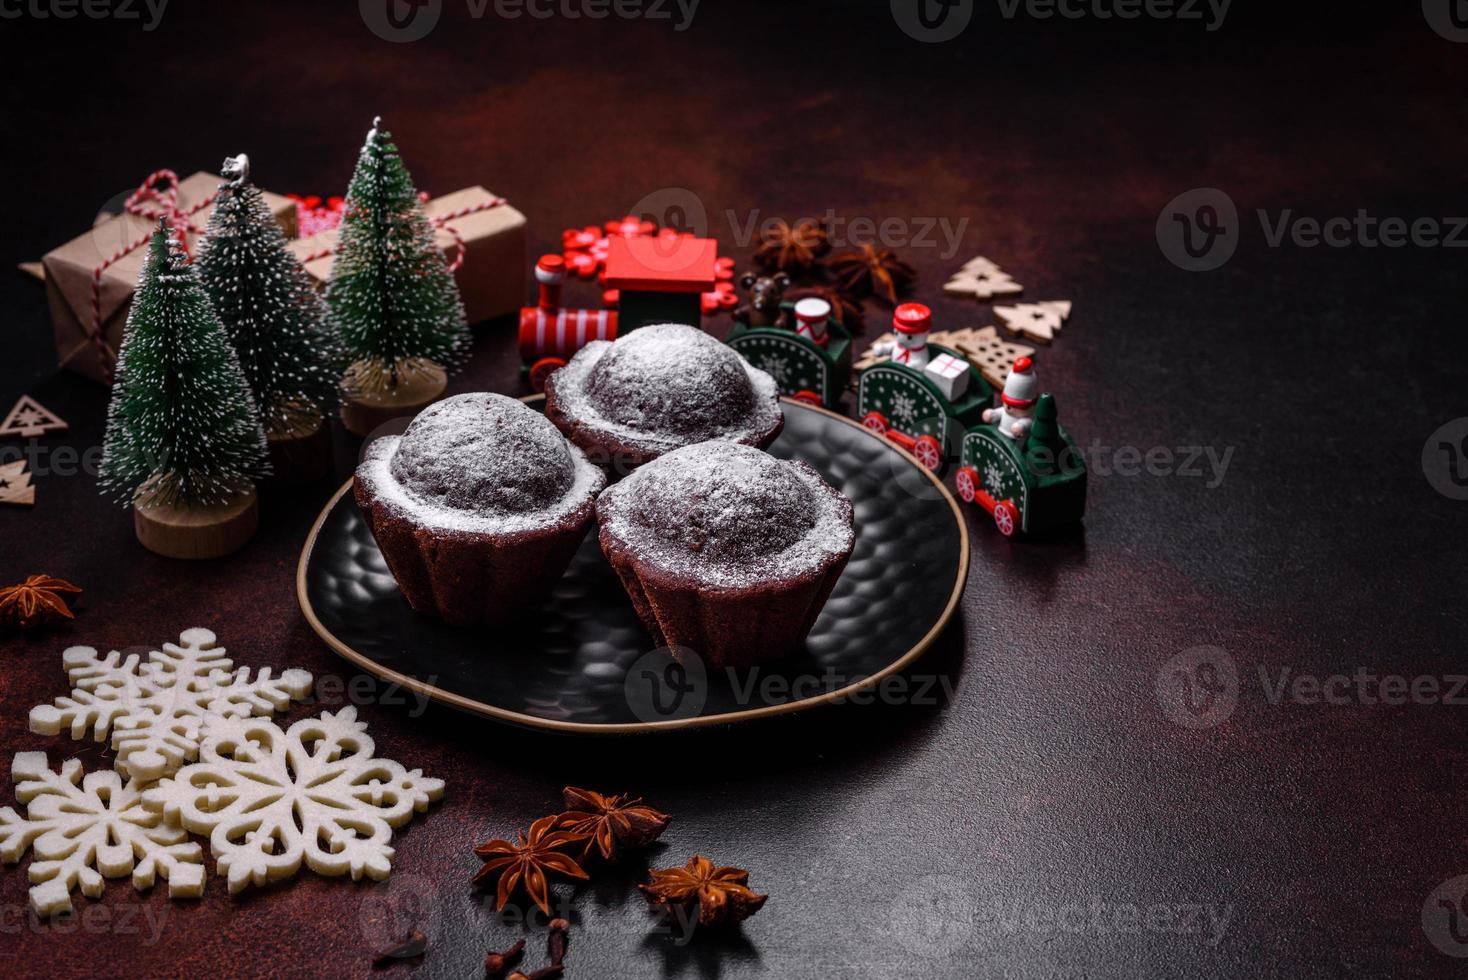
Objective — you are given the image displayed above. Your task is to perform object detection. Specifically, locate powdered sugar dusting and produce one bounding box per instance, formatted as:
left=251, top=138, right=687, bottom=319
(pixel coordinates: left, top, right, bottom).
left=550, top=323, right=782, bottom=454
left=599, top=441, right=854, bottom=588
left=359, top=392, right=605, bottom=535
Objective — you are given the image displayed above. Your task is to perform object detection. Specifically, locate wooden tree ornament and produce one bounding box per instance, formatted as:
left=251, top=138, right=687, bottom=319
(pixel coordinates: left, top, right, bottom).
left=0, top=396, right=68, bottom=438
left=995, top=301, right=1072, bottom=344
left=0, top=460, right=35, bottom=507
left=943, top=257, right=1023, bottom=301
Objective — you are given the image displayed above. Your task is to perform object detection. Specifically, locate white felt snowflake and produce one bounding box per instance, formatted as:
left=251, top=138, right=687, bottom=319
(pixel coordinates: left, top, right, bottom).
left=143, top=707, right=443, bottom=894
left=891, top=393, right=918, bottom=426
left=29, top=627, right=313, bottom=781
left=756, top=354, right=790, bottom=386
left=0, top=753, right=205, bottom=917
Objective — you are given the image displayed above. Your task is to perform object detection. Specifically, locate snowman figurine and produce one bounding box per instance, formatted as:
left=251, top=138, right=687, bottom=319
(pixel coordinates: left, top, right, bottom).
left=889, top=303, right=933, bottom=371
left=983, top=356, right=1039, bottom=442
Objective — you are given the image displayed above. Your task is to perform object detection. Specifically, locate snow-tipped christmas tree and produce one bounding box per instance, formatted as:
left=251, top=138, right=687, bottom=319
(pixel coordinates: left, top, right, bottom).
left=198, top=154, right=341, bottom=437
left=327, top=117, right=469, bottom=394
left=100, top=220, right=269, bottom=509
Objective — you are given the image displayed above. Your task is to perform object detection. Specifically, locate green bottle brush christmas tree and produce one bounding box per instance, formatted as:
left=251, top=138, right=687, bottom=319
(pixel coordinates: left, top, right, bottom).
left=198, top=154, right=341, bottom=440
left=100, top=220, right=268, bottom=558
left=328, top=117, right=468, bottom=433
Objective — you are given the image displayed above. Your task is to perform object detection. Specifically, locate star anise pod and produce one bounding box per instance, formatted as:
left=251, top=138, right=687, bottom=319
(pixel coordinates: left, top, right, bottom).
left=0, top=575, right=81, bottom=630
left=639, top=855, right=767, bottom=929
left=825, top=244, right=917, bottom=304
left=785, top=284, right=866, bottom=333
left=473, top=815, right=590, bottom=916
left=754, top=219, right=830, bottom=273
left=553, top=787, right=671, bottom=862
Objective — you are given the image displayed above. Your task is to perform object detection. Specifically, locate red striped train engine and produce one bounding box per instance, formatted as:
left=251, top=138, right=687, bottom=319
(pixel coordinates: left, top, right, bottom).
left=519, top=254, right=618, bottom=391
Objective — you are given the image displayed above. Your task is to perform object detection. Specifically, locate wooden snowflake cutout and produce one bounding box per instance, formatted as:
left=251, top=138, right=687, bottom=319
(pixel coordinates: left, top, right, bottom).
left=0, top=752, right=205, bottom=917
left=29, top=627, right=313, bottom=781
left=943, top=256, right=1023, bottom=301
left=143, top=707, right=443, bottom=894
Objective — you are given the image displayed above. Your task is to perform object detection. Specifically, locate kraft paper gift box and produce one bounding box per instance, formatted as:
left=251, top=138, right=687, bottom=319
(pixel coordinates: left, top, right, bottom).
left=41, top=171, right=297, bottom=384
left=290, top=187, right=527, bottom=326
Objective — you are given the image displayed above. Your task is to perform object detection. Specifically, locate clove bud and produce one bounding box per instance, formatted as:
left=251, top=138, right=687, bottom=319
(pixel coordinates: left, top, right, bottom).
left=484, top=938, right=525, bottom=978
left=547, top=918, right=570, bottom=967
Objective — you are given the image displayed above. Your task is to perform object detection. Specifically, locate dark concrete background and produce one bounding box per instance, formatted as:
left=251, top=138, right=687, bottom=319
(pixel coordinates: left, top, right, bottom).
left=1, top=2, right=1466, bottom=977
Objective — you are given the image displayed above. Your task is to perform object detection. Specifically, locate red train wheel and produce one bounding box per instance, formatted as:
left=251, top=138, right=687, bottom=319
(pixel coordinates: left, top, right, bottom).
left=955, top=466, right=979, bottom=503
left=528, top=357, right=567, bottom=392
left=861, top=411, right=889, bottom=434
left=993, top=500, right=1019, bottom=538
left=793, top=389, right=823, bottom=406
left=913, top=435, right=943, bottom=472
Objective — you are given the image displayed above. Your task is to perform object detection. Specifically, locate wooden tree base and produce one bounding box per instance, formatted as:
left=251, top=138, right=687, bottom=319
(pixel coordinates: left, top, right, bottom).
left=339, top=361, right=448, bottom=437
left=266, top=415, right=333, bottom=486
left=134, top=489, right=259, bottom=560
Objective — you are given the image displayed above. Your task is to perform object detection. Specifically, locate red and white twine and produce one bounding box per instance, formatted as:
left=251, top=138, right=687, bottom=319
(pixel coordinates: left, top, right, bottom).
left=89, top=170, right=217, bottom=378
left=297, top=191, right=507, bottom=273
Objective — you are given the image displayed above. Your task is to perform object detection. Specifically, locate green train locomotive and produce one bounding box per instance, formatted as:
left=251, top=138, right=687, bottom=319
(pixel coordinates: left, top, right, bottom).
left=726, top=294, right=853, bottom=407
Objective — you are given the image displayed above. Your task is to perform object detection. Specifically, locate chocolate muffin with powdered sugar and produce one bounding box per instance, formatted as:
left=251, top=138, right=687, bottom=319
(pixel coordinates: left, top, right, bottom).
left=596, top=440, right=854, bottom=667
left=354, top=392, right=606, bottom=626
left=543, top=323, right=783, bottom=474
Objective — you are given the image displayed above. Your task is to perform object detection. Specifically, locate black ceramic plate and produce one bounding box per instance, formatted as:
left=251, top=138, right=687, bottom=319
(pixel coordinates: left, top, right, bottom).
left=296, top=399, right=968, bottom=733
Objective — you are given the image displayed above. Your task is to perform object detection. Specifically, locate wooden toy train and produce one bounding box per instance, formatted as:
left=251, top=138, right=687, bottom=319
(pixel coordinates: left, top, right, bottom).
left=519, top=233, right=720, bottom=390
left=726, top=284, right=854, bottom=407
left=852, top=303, right=1086, bottom=536
left=519, top=243, right=1085, bottom=536
left=727, top=289, right=1086, bottom=537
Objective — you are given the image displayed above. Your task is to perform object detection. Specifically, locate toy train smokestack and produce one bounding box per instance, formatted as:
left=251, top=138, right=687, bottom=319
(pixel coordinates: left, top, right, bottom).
left=519, top=254, right=618, bottom=390
left=535, top=252, right=565, bottom=310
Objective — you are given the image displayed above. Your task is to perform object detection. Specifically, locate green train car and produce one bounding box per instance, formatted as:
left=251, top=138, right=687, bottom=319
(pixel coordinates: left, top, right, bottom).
left=954, top=393, right=1087, bottom=537
left=855, top=345, right=993, bottom=473
left=726, top=303, right=853, bottom=407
